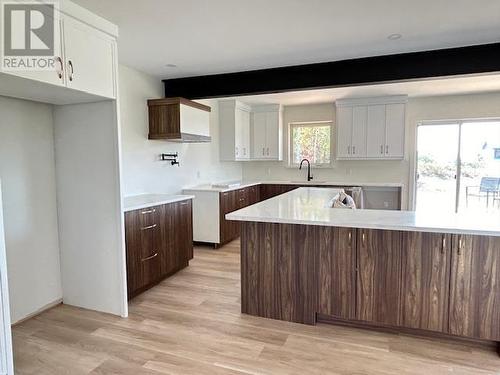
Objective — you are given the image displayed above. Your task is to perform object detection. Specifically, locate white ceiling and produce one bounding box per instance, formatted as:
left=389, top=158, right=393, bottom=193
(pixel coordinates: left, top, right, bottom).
left=73, top=0, right=500, bottom=79
left=232, top=74, right=500, bottom=106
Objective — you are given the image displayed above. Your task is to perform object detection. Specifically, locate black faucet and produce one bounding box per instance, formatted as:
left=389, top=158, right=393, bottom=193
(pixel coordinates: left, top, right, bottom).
left=299, top=159, right=313, bottom=181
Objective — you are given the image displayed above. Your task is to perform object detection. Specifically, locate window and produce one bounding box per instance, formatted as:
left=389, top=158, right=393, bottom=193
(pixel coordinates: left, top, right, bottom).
left=289, top=122, right=332, bottom=166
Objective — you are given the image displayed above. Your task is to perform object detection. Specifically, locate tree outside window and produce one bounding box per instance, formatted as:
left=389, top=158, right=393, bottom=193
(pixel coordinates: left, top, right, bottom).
left=290, top=122, right=332, bottom=166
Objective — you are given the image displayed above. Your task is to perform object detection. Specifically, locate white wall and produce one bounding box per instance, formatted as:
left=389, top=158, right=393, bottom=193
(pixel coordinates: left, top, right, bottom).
left=119, top=65, right=242, bottom=196
left=0, top=96, right=62, bottom=323
left=242, top=92, right=500, bottom=209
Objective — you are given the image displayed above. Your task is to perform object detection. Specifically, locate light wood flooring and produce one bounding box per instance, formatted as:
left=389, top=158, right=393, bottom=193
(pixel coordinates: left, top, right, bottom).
left=12, top=239, right=500, bottom=374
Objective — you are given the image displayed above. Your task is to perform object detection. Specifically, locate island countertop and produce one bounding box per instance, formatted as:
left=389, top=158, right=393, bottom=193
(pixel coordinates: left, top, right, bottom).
left=226, top=187, right=500, bottom=237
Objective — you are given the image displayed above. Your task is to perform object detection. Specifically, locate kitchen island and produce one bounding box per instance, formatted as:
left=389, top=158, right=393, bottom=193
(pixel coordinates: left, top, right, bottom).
left=226, top=188, right=500, bottom=352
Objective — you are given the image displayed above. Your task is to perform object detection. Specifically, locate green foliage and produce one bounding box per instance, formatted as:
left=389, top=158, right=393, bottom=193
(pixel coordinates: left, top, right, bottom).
left=418, top=153, right=485, bottom=179
left=292, top=125, right=331, bottom=164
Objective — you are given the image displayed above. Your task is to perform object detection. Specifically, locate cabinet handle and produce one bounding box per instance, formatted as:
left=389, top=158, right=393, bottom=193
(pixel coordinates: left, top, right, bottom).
left=386, top=145, right=389, bottom=154
left=55, top=56, right=64, bottom=79
left=141, top=208, right=156, bottom=214
left=458, top=236, right=463, bottom=255
left=267, top=147, right=270, bottom=156
left=380, top=145, right=383, bottom=154
left=180, top=202, right=189, bottom=206
left=141, top=224, right=157, bottom=230
left=362, top=231, right=366, bottom=244
left=347, top=146, right=350, bottom=155
left=352, top=146, right=356, bottom=155
left=348, top=231, right=352, bottom=243
left=262, top=147, right=265, bottom=156
left=68, top=60, right=74, bottom=81
left=142, top=252, right=158, bottom=262
left=442, top=236, right=446, bottom=254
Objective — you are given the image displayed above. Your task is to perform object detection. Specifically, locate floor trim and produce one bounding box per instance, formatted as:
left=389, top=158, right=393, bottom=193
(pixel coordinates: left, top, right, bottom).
left=11, top=298, right=63, bottom=326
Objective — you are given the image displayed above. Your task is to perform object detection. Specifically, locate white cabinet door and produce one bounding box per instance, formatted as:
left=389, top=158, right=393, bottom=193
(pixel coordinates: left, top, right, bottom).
left=252, top=112, right=267, bottom=159
left=2, top=18, right=65, bottom=87
left=366, top=105, right=386, bottom=158
left=336, top=106, right=352, bottom=158
left=351, top=106, right=367, bottom=157
left=235, top=109, right=250, bottom=160
left=265, top=111, right=280, bottom=159
left=385, top=103, right=405, bottom=158
left=63, top=17, right=115, bottom=98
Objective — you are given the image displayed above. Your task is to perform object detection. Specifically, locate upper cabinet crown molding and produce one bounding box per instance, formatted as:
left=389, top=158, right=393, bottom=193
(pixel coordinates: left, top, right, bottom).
left=336, top=95, right=407, bottom=160
left=148, top=97, right=211, bottom=143
left=0, top=0, right=118, bottom=104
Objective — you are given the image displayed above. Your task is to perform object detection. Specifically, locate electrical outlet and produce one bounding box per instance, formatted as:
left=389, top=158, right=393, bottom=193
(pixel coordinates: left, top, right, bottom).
left=383, top=201, right=390, bottom=208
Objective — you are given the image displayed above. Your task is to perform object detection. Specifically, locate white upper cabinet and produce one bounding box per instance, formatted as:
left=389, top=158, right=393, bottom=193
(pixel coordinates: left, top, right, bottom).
left=0, top=0, right=118, bottom=104
left=385, top=103, right=405, bottom=158
left=63, top=17, right=116, bottom=99
left=251, top=105, right=282, bottom=160
left=219, top=100, right=251, bottom=161
left=366, top=105, right=386, bottom=157
left=252, top=112, right=267, bottom=159
left=336, top=96, right=407, bottom=160
left=219, top=102, right=282, bottom=161
left=351, top=106, right=367, bottom=157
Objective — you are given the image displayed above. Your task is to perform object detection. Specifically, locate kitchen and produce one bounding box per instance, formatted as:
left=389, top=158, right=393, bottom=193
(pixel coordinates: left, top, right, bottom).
left=0, top=1, right=499, bottom=374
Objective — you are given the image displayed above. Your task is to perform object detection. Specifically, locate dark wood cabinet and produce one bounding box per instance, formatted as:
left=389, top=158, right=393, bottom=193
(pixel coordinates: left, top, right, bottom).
left=449, top=235, right=500, bottom=341
left=356, top=229, right=402, bottom=326
left=218, top=185, right=262, bottom=246
left=125, top=199, right=193, bottom=299
left=401, top=232, right=451, bottom=333
left=259, top=184, right=298, bottom=201
left=148, top=97, right=211, bottom=141
left=219, top=190, right=240, bottom=245
left=318, top=227, right=356, bottom=319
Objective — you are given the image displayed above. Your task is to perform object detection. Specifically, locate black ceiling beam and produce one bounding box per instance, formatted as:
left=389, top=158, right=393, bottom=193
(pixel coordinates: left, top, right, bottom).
left=163, top=43, right=500, bottom=99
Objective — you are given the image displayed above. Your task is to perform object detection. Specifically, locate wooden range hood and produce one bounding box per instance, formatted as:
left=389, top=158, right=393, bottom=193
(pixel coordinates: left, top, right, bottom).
left=148, top=97, right=211, bottom=142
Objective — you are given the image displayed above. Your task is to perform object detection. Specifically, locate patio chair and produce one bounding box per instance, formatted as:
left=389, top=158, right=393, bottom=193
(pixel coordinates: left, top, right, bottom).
left=466, top=177, right=500, bottom=208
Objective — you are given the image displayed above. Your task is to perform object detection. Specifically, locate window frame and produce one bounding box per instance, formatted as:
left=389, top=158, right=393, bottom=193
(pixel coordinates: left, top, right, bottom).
left=288, top=120, right=334, bottom=168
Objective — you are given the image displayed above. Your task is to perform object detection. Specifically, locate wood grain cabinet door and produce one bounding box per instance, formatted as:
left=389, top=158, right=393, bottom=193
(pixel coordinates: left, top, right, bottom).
left=401, top=232, right=451, bottom=333
left=158, top=203, right=175, bottom=275
left=124, top=207, right=161, bottom=297
left=449, top=235, right=500, bottom=341
left=177, top=200, right=193, bottom=261
left=219, top=191, right=240, bottom=244
left=318, top=227, right=357, bottom=319
left=356, top=229, right=402, bottom=326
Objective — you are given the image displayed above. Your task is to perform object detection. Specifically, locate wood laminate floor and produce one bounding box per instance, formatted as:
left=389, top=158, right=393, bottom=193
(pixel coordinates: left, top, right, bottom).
left=12, top=240, right=500, bottom=374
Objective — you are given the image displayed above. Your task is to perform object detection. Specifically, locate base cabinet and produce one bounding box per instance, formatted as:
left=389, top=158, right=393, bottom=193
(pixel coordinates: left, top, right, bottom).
left=125, top=199, right=193, bottom=299
left=356, top=229, right=402, bottom=326
left=240, top=223, right=500, bottom=347
left=449, top=235, right=500, bottom=341
left=401, top=232, right=451, bottom=332
left=318, top=227, right=356, bottom=319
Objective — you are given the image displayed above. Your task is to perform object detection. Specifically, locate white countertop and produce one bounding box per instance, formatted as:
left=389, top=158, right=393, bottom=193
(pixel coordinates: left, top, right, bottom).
left=183, top=182, right=261, bottom=193
left=123, top=194, right=194, bottom=212
left=226, top=187, right=500, bottom=237
left=183, top=180, right=403, bottom=193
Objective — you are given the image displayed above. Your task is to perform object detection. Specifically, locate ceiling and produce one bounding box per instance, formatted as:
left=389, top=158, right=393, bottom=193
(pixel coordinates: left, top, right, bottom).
left=231, top=74, right=500, bottom=106
left=73, top=0, right=500, bottom=79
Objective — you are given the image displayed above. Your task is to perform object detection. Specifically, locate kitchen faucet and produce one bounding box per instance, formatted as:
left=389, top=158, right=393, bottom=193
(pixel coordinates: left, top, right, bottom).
left=299, top=159, right=313, bottom=182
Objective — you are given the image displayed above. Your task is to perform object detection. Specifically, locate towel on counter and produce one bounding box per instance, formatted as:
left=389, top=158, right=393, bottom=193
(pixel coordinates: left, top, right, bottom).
left=330, top=191, right=357, bottom=209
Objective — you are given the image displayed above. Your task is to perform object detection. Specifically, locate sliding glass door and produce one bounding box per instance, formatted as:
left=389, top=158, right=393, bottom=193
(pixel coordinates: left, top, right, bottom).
left=416, top=120, right=500, bottom=214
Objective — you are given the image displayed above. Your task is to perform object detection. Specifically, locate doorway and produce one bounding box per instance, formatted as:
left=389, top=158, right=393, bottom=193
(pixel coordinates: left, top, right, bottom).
left=416, top=120, right=500, bottom=214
